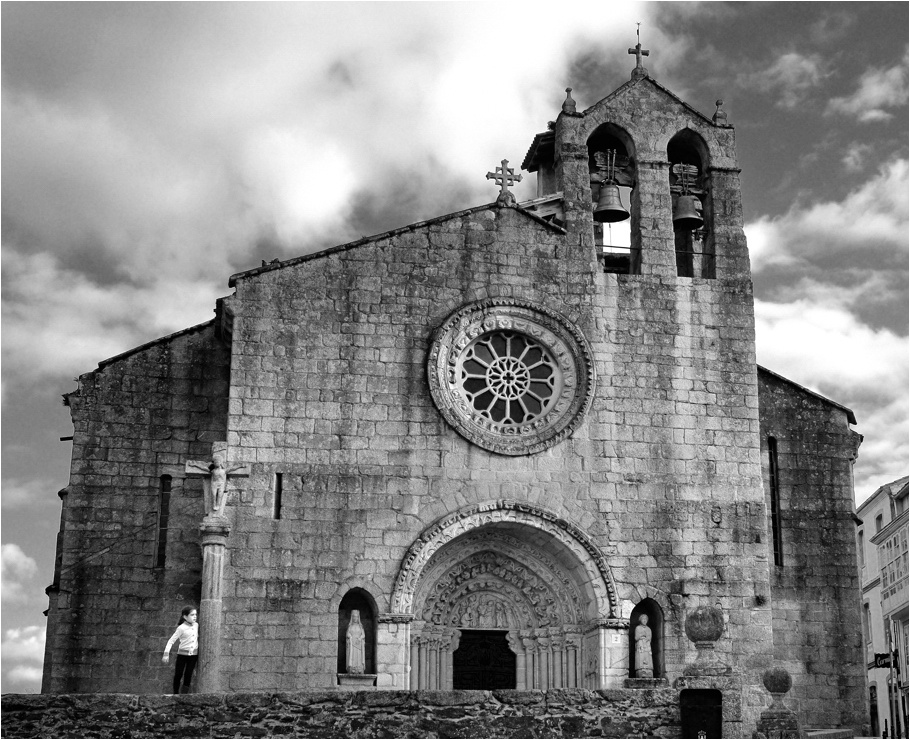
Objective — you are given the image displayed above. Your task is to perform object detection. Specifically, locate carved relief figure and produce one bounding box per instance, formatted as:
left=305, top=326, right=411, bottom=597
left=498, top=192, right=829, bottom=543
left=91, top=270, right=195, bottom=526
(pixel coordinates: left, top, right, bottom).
left=186, top=454, right=247, bottom=517
left=346, top=610, right=366, bottom=674
left=634, top=614, right=653, bottom=678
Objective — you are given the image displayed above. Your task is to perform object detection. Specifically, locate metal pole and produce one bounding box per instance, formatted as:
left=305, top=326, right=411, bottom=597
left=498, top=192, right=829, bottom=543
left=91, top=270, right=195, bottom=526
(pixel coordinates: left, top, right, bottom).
left=895, top=617, right=907, bottom=739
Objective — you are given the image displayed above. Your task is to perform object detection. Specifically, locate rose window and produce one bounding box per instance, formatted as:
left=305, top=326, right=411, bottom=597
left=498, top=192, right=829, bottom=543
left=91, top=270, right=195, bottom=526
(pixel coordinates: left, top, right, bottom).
left=460, top=332, right=558, bottom=425
left=428, top=300, right=595, bottom=456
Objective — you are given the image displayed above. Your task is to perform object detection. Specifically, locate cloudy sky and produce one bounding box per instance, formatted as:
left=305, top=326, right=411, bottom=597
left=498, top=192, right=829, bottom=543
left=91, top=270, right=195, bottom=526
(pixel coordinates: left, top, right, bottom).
left=2, top=2, right=907, bottom=693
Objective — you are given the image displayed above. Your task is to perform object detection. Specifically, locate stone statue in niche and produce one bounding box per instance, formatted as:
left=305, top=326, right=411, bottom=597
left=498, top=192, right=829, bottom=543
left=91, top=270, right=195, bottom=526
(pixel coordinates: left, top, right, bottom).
left=634, top=614, right=653, bottom=678
left=346, top=610, right=366, bottom=674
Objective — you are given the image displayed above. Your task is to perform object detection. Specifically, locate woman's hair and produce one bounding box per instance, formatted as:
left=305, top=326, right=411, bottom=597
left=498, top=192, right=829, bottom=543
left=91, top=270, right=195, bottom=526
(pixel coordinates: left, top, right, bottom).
left=177, top=605, right=196, bottom=626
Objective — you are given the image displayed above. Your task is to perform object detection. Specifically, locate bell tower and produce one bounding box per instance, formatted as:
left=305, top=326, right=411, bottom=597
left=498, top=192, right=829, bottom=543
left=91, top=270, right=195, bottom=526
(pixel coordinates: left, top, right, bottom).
left=523, top=47, right=750, bottom=282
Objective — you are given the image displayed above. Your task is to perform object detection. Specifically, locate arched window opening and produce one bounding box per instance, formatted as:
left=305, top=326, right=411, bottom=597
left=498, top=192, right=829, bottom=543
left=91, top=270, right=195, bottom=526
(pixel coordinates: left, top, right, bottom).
left=588, top=124, right=637, bottom=275
left=628, top=598, right=665, bottom=679
left=668, top=130, right=713, bottom=279
left=337, top=589, right=377, bottom=677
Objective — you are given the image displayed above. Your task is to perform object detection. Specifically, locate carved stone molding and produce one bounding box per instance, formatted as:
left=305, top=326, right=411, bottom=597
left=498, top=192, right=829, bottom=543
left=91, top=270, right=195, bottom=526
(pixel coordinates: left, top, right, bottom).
left=428, top=299, right=595, bottom=455
left=391, top=500, right=617, bottom=617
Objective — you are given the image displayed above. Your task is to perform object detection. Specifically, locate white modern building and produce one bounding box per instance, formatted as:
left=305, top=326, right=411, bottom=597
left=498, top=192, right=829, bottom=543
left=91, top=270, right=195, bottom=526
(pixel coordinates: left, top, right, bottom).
left=857, top=476, right=909, bottom=738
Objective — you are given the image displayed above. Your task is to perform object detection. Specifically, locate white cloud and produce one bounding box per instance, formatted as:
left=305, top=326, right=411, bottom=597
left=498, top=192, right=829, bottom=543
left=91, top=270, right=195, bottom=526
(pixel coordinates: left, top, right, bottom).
left=826, top=57, right=909, bottom=122
left=0, top=477, right=58, bottom=510
left=841, top=142, right=874, bottom=173
left=3, top=4, right=692, bottom=391
left=1, top=625, right=46, bottom=694
left=740, top=52, right=828, bottom=108
left=755, top=297, right=909, bottom=496
left=7, top=665, right=44, bottom=686
left=746, top=158, right=909, bottom=270
left=1, top=248, right=222, bottom=382
left=1, top=626, right=46, bottom=662
left=1, top=545, right=40, bottom=605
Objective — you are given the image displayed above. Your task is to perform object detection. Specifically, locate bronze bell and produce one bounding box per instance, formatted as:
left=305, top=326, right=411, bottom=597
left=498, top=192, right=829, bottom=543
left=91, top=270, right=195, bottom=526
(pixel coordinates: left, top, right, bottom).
left=593, top=181, right=630, bottom=223
left=673, top=194, right=703, bottom=231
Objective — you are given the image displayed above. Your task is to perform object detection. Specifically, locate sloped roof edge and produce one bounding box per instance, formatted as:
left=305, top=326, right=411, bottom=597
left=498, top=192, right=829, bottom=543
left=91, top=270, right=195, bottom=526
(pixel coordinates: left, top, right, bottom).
left=522, top=130, right=555, bottom=172
left=228, top=202, right=565, bottom=287
left=95, top=319, right=216, bottom=372
left=582, top=75, right=717, bottom=127
left=758, top=364, right=857, bottom=424
left=857, top=475, right=910, bottom=514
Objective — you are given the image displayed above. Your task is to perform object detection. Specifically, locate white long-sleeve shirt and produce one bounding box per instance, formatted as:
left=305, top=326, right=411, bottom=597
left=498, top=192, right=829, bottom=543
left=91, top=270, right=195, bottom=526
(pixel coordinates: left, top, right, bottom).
left=163, top=622, right=198, bottom=656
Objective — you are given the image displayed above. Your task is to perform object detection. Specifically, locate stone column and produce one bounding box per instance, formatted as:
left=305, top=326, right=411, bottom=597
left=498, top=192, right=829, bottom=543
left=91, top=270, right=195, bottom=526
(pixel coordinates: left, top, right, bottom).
left=197, top=515, right=230, bottom=693
left=521, top=634, right=536, bottom=689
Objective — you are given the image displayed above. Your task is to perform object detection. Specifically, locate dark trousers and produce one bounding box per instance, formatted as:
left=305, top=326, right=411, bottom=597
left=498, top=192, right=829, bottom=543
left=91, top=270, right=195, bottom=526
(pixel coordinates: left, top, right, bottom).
left=173, top=654, right=198, bottom=693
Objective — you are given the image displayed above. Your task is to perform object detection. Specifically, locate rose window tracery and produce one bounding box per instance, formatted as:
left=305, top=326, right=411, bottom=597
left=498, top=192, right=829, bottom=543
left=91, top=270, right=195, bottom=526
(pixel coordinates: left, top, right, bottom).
left=428, top=300, right=595, bottom=455
left=461, top=332, right=558, bottom=425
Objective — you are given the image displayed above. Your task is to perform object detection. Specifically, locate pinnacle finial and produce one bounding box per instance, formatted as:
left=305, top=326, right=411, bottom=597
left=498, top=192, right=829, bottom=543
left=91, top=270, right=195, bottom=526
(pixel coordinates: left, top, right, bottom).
left=713, top=99, right=729, bottom=125
left=562, top=87, right=577, bottom=114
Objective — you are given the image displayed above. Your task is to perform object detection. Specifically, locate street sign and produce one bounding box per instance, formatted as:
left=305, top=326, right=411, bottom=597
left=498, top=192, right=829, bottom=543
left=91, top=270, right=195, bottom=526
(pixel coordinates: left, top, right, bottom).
left=874, top=651, right=901, bottom=670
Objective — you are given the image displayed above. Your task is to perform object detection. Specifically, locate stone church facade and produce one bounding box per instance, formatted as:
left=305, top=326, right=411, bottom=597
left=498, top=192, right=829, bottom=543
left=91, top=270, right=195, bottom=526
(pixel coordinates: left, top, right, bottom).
left=43, top=56, right=867, bottom=735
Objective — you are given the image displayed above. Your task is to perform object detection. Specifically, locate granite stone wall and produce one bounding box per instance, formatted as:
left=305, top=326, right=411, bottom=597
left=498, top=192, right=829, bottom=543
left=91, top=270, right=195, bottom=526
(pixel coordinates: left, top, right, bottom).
left=757, top=368, right=867, bottom=732
left=1, top=689, right=681, bottom=739
left=43, top=322, right=231, bottom=694
left=216, top=199, right=770, bottom=696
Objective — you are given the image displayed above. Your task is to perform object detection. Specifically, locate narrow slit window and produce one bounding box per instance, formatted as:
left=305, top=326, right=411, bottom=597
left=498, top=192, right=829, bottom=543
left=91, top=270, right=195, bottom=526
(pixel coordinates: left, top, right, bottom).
left=155, top=475, right=172, bottom=568
left=273, top=473, right=283, bottom=520
left=768, top=437, right=783, bottom=566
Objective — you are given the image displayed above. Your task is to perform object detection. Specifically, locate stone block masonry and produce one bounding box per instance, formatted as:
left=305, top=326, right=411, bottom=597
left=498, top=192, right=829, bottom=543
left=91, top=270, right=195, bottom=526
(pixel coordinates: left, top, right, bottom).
left=1, top=689, right=681, bottom=739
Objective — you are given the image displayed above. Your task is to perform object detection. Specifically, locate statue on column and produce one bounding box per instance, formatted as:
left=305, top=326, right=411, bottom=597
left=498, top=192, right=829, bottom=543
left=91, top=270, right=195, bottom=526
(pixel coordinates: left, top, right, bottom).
left=634, top=614, right=653, bottom=678
left=185, top=453, right=249, bottom=518
left=346, top=610, right=366, bottom=674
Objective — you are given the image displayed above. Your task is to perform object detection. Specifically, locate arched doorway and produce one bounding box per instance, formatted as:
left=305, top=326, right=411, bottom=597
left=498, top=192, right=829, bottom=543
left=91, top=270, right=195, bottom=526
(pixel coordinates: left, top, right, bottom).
left=391, top=501, right=619, bottom=690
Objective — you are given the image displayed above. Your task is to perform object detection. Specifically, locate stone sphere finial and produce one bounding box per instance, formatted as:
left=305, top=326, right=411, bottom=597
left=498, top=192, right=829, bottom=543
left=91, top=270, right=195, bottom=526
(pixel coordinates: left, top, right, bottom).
left=762, top=666, right=792, bottom=695
left=562, top=88, right=577, bottom=115
left=685, top=605, right=724, bottom=644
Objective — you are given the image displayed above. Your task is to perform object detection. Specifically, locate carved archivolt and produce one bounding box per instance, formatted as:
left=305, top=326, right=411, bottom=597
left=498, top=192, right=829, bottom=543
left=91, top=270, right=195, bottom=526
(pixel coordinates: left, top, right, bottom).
left=417, top=536, right=583, bottom=630
left=391, top=500, right=617, bottom=618
left=428, top=299, right=595, bottom=455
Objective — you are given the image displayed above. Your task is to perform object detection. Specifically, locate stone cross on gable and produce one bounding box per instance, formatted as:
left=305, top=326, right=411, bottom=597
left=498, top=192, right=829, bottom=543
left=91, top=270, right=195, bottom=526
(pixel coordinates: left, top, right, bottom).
left=628, top=24, right=650, bottom=80
left=185, top=442, right=249, bottom=519
left=486, top=159, right=522, bottom=207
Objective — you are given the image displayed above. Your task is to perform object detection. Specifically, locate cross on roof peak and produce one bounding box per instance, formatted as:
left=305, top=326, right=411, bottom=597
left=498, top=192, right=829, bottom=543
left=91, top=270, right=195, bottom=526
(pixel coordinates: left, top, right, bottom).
left=628, top=23, right=650, bottom=80
left=486, top=159, right=522, bottom=207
